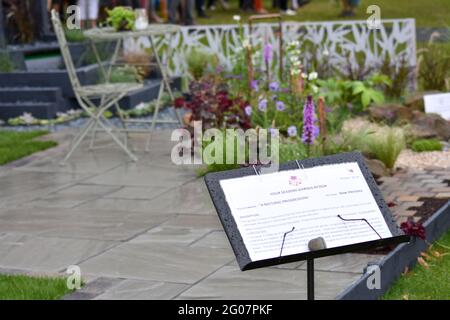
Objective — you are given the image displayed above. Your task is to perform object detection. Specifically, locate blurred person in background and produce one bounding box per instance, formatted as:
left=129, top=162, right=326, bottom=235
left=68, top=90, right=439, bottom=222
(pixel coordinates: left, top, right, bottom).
left=78, top=0, right=100, bottom=27
left=169, top=0, right=195, bottom=25
left=339, top=0, right=359, bottom=17
left=207, top=0, right=229, bottom=11
left=195, top=0, right=210, bottom=18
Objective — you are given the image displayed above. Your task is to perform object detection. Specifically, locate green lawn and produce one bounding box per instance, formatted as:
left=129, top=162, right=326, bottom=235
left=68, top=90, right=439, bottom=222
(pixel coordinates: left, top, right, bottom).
left=0, top=130, right=57, bottom=165
left=198, top=0, right=450, bottom=28
left=383, top=230, right=450, bottom=300
left=0, top=274, right=72, bottom=300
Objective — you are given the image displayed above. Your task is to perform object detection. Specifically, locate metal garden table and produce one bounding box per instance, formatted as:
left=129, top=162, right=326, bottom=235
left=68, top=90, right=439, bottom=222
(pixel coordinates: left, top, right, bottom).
left=83, top=25, right=182, bottom=151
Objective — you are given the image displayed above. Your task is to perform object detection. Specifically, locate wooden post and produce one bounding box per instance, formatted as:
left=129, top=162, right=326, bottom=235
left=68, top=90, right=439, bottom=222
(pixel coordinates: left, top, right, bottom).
left=248, top=14, right=284, bottom=81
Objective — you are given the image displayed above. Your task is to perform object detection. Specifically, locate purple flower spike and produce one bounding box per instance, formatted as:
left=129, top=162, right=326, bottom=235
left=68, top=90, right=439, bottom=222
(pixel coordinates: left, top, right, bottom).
left=244, top=105, right=252, bottom=116
left=258, top=98, right=268, bottom=112
left=276, top=101, right=285, bottom=111
left=287, top=125, right=297, bottom=137
left=269, top=81, right=279, bottom=91
left=264, top=43, right=273, bottom=65
left=251, top=80, right=259, bottom=92
left=269, top=128, right=278, bottom=137
left=301, top=96, right=320, bottom=145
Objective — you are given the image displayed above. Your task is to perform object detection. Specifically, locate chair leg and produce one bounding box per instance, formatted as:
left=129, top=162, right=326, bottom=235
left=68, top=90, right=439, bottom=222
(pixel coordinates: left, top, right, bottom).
left=89, top=94, right=107, bottom=150
left=89, top=121, right=98, bottom=150
left=145, top=82, right=164, bottom=153
left=96, top=115, right=138, bottom=162
left=149, top=35, right=183, bottom=126
left=60, top=118, right=95, bottom=166
left=115, top=102, right=129, bottom=148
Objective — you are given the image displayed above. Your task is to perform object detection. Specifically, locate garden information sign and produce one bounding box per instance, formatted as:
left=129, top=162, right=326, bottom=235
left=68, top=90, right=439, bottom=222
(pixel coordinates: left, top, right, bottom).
left=205, top=152, right=409, bottom=299
left=424, top=93, right=450, bottom=120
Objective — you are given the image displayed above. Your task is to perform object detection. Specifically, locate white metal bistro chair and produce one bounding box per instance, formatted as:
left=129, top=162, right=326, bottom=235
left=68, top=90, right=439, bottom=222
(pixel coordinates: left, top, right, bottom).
left=51, top=10, right=143, bottom=164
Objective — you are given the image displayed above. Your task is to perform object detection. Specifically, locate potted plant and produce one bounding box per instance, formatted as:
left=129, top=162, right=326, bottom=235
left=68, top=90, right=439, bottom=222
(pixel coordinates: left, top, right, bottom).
left=106, top=7, right=136, bottom=32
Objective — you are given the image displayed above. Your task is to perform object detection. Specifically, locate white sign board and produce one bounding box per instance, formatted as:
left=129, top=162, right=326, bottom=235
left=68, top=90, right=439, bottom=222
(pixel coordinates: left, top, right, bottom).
left=424, top=93, right=450, bottom=120
left=219, top=162, right=392, bottom=262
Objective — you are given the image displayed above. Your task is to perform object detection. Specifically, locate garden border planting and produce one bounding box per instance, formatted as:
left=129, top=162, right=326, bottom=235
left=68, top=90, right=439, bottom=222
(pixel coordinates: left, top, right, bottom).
left=336, top=201, right=450, bottom=300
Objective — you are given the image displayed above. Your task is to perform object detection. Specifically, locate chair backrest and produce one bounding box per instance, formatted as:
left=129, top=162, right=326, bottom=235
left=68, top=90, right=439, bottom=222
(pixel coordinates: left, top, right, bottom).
left=50, top=10, right=81, bottom=90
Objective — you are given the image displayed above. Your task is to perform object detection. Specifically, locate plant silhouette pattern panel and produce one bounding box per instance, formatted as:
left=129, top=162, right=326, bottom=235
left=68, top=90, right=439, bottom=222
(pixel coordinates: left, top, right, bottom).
left=128, top=19, right=416, bottom=85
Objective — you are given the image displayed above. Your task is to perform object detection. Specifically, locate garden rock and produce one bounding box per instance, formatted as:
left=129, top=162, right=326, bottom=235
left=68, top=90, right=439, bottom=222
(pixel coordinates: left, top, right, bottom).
left=364, top=157, right=389, bottom=177
left=405, top=91, right=441, bottom=112
left=410, top=112, right=450, bottom=140
left=368, top=104, right=413, bottom=124
left=404, top=93, right=425, bottom=112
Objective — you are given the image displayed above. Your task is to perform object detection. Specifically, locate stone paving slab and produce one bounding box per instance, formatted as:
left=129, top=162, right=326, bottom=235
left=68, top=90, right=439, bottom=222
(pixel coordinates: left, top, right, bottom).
left=22, top=184, right=122, bottom=209
left=176, top=265, right=360, bottom=300
left=78, top=242, right=234, bottom=284
left=94, top=279, right=189, bottom=300
left=137, top=180, right=216, bottom=215
left=0, top=171, right=88, bottom=200
left=0, top=233, right=115, bottom=273
left=190, top=231, right=230, bottom=249
left=0, top=207, right=171, bottom=241
left=83, top=162, right=196, bottom=188
left=105, top=186, right=170, bottom=200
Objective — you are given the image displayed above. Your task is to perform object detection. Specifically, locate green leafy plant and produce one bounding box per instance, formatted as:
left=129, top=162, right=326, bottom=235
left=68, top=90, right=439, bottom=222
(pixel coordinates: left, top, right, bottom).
left=411, top=139, right=443, bottom=152
left=318, top=74, right=389, bottom=112
left=418, top=33, right=450, bottom=91
left=198, top=130, right=252, bottom=176
left=64, top=28, right=86, bottom=43
left=380, top=54, right=413, bottom=98
left=108, top=66, right=140, bottom=83
left=0, top=53, right=14, bottom=72
left=279, top=141, right=308, bottom=162
left=366, top=126, right=405, bottom=170
left=106, top=7, right=136, bottom=31
left=350, top=73, right=391, bottom=110
left=186, top=48, right=218, bottom=80
left=322, top=128, right=372, bottom=156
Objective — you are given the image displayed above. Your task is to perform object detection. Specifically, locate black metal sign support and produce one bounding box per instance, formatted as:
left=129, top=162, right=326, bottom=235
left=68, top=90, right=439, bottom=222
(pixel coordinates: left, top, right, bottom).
left=307, top=258, right=314, bottom=300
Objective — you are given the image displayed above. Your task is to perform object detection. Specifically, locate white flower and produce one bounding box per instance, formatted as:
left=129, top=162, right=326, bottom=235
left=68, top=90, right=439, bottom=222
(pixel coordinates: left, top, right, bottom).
left=242, top=39, right=251, bottom=49
left=308, top=72, right=318, bottom=81
left=301, top=72, right=308, bottom=79
left=291, top=69, right=300, bottom=75
left=293, top=60, right=301, bottom=67
left=67, top=109, right=80, bottom=116
left=290, top=56, right=299, bottom=63
left=323, top=49, right=329, bottom=56
left=311, top=84, right=319, bottom=94
left=289, top=40, right=300, bottom=47
left=135, top=102, right=147, bottom=110
left=233, top=15, right=241, bottom=22
left=20, top=112, right=35, bottom=125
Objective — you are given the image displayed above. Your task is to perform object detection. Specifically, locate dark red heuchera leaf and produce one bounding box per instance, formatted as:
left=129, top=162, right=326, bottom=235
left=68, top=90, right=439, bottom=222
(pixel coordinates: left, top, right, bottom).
left=174, top=97, right=186, bottom=109
left=400, top=220, right=426, bottom=240
left=387, top=201, right=396, bottom=208
left=176, top=79, right=251, bottom=132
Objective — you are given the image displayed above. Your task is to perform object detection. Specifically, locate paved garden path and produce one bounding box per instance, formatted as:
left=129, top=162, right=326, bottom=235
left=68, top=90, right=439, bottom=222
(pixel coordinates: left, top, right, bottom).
left=0, top=129, right=446, bottom=300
